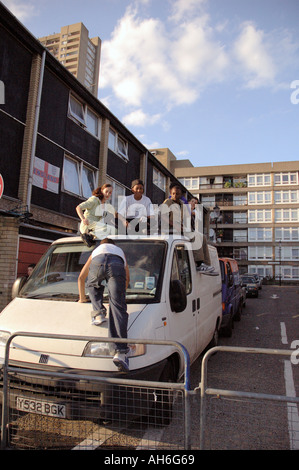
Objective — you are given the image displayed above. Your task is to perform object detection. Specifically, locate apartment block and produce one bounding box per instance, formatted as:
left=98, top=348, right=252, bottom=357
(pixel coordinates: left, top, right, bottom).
left=39, top=22, right=101, bottom=97
left=152, top=148, right=299, bottom=283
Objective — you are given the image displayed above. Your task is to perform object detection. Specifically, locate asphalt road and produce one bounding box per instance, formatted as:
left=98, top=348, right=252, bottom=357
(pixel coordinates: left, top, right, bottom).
left=189, top=284, right=299, bottom=450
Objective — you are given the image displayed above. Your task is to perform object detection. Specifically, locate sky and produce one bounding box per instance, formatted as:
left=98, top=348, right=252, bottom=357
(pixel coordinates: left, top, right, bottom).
left=2, top=0, right=299, bottom=168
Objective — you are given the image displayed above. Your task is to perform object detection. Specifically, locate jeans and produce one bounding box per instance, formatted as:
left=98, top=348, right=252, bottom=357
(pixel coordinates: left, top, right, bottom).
left=87, top=254, right=128, bottom=352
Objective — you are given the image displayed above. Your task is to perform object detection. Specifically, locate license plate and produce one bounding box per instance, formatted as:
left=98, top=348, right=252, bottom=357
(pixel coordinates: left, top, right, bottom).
left=16, top=396, right=66, bottom=418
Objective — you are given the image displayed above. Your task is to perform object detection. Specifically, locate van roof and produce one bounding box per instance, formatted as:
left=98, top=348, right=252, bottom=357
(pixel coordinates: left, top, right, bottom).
left=219, top=257, right=239, bottom=273
left=51, top=234, right=194, bottom=245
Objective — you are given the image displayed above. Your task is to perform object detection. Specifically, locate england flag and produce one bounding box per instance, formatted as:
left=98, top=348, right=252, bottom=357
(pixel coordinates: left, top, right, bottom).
left=33, top=156, right=60, bottom=194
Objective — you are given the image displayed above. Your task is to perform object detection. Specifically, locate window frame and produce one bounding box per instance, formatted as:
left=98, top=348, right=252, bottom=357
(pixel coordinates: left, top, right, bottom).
left=170, top=244, right=192, bottom=296
left=68, top=94, right=102, bottom=138
left=62, top=155, right=98, bottom=198
left=274, top=172, right=298, bottom=186
left=247, top=173, right=271, bottom=187
left=153, top=167, right=166, bottom=192
left=108, top=127, right=129, bottom=161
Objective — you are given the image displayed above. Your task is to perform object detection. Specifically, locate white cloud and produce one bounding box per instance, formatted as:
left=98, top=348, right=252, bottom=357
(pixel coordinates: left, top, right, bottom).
left=176, top=150, right=190, bottom=157
left=99, top=3, right=298, bottom=128
left=234, top=22, right=276, bottom=88
left=171, top=17, right=229, bottom=85
left=99, top=3, right=229, bottom=123
left=2, top=0, right=38, bottom=21
left=169, top=0, right=207, bottom=23
left=122, top=109, right=161, bottom=127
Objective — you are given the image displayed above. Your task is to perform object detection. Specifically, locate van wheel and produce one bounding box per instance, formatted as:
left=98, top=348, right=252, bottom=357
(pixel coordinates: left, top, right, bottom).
left=151, top=358, right=176, bottom=426
left=234, top=302, right=242, bottom=322
left=208, top=324, right=219, bottom=349
left=221, top=314, right=233, bottom=337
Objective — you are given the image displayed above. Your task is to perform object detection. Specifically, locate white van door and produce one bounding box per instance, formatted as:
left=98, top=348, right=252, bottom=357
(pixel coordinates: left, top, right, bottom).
left=195, top=246, right=222, bottom=353
left=166, top=243, right=198, bottom=362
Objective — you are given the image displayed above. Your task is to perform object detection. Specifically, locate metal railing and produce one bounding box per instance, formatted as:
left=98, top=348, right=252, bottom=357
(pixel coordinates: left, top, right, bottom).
left=0, top=332, right=191, bottom=450
left=199, top=346, right=299, bottom=450
left=1, top=337, right=298, bottom=450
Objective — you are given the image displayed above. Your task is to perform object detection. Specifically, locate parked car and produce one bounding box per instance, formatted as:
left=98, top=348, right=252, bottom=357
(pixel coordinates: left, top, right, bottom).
left=240, top=275, right=259, bottom=298
left=219, top=258, right=243, bottom=337
left=243, top=273, right=262, bottom=289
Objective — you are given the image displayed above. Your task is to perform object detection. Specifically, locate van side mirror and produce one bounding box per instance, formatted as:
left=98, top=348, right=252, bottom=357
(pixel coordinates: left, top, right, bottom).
left=169, top=279, right=187, bottom=313
left=11, top=276, right=27, bottom=299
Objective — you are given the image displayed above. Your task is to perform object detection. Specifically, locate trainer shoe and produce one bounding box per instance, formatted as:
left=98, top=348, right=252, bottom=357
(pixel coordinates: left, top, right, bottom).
left=113, top=351, right=129, bottom=372
left=91, top=314, right=107, bottom=326
left=197, top=263, right=218, bottom=276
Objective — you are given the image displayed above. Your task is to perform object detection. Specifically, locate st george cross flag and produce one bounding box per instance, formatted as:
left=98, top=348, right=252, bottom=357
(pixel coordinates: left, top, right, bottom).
left=33, top=156, right=60, bottom=194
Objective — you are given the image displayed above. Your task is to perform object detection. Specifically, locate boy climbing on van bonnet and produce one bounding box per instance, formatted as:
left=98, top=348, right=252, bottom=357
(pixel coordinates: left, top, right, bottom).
left=82, top=238, right=130, bottom=372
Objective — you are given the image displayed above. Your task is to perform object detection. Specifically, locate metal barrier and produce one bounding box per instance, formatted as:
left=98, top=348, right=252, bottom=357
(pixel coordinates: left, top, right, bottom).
left=1, top=338, right=298, bottom=450
left=0, top=332, right=191, bottom=450
left=199, top=346, right=299, bottom=450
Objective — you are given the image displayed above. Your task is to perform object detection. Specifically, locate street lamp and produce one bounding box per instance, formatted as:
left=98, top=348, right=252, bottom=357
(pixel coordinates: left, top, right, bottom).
left=279, top=240, right=282, bottom=286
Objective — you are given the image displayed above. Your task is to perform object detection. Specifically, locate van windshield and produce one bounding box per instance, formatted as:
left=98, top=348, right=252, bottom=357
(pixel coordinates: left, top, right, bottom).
left=20, top=240, right=166, bottom=304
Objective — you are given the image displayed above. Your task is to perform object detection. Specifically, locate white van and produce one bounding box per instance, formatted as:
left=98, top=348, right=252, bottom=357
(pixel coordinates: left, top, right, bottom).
left=0, top=235, right=221, bottom=420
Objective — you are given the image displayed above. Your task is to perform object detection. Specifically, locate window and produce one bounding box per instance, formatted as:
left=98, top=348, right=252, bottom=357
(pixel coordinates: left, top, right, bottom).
left=276, top=266, right=299, bottom=280
left=248, top=173, right=271, bottom=187
left=62, top=155, right=97, bottom=197
left=68, top=95, right=101, bottom=138
left=248, top=228, right=272, bottom=242
left=274, top=172, right=298, bottom=185
left=108, top=128, right=128, bottom=160
left=233, top=212, right=247, bottom=224
left=117, top=136, right=128, bottom=159
left=274, top=190, right=298, bottom=204
left=106, top=177, right=126, bottom=210
left=69, top=95, right=85, bottom=126
left=86, top=108, right=101, bottom=137
left=233, top=194, right=247, bottom=205
left=81, top=166, right=96, bottom=199
left=275, top=246, right=299, bottom=261
left=233, top=230, right=247, bottom=242
left=153, top=168, right=166, bottom=192
left=248, top=191, right=272, bottom=204
left=171, top=245, right=192, bottom=295
left=275, top=208, right=299, bottom=223
left=275, top=227, right=299, bottom=242
left=248, top=209, right=272, bottom=223
left=201, top=195, right=215, bottom=207
left=179, top=177, right=200, bottom=190
left=233, top=247, right=247, bottom=260
left=248, top=265, right=273, bottom=278
left=249, top=246, right=272, bottom=260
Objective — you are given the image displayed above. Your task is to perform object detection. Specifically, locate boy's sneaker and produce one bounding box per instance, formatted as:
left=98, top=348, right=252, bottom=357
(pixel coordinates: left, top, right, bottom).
left=91, top=314, right=107, bottom=326
left=113, top=351, right=129, bottom=372
left=81, top=233, right=96, bottom=247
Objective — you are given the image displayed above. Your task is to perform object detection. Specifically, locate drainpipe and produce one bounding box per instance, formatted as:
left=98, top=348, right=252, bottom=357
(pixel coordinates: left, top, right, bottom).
left=26, top=50, right=46, bottom=211
left=144, top=151, right=148, bottom=194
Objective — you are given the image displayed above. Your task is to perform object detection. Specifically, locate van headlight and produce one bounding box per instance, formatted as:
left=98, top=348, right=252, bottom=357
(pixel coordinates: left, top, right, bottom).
left=83, top=342, right=146, bottom=358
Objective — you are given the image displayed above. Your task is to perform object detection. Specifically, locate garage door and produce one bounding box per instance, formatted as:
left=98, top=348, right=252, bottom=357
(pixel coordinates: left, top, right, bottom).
left=17, top=237, right=50, bottom=278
